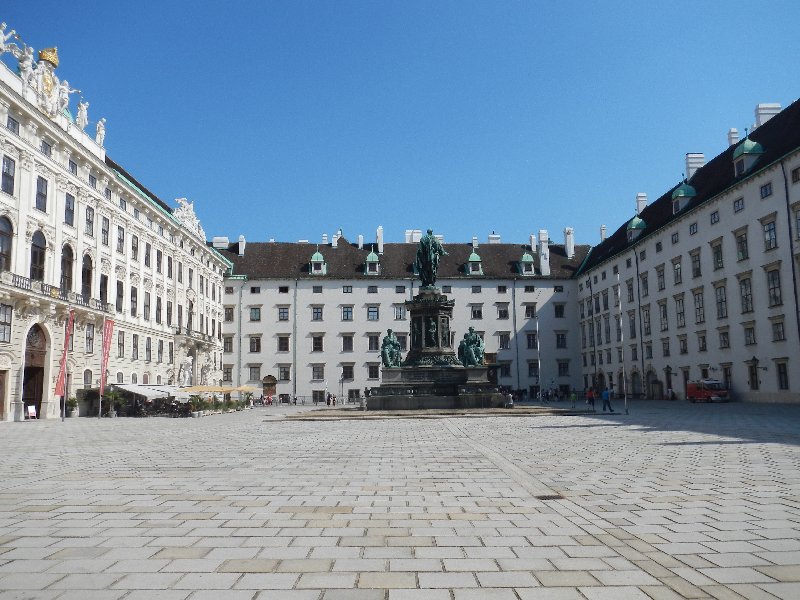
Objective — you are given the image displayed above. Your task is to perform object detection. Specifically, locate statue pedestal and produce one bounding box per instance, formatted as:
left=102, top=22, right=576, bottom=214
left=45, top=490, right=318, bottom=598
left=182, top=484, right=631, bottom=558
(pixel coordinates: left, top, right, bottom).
left=368, top=288, right=502, bottom=410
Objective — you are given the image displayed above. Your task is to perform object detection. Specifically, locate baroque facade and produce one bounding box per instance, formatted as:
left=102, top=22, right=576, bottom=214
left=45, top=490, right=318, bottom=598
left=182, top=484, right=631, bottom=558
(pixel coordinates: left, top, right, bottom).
left=215, top=229, right=588, bottom=402
left=576, top=101, right=800, bottom=402
left=0, top=27, right=227, bottom=420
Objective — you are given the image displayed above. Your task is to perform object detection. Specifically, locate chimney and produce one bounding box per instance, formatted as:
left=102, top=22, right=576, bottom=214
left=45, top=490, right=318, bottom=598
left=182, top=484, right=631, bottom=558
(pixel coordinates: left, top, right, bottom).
left=636, top=192, right=647, bottom=216
left=357, top=234, right=364, bottom=249
left=472, top=236, right=479, bottom=249
left=322, top=233, right=328, bottom=245
left=412, top=229, right=422, bottom=243
left=529, top=233, right=536, bottom=252
left=755, top=103, right=781, bottom=128
left=212, top=236, right=229, bottom=249
left=538, top=229, right=550, bottom=276
left=563, top=227, right=575, bottom=258
left=237, top=234, right=246, bottom=256
left=600, top=224, right=607, bottom=242
left=331, top=233, right=338, bottom=248
left=434, top=234, right=444, bottom=244
left=488, top=232, right=501, bottom=244
left=685, top=153, right=705, bottom=180
left=376, top=225, right=384, bottom=254
left=727, top=128, right=739, bottom=147
left=404, top=229, right=413, bottom=243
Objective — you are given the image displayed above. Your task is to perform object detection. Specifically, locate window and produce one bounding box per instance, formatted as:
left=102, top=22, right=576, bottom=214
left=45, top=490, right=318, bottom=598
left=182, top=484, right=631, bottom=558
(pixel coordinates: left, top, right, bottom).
left=499, top=363, right=511, bottom=378
left=157, top=340, right=164, bottom=363
left=693, top=290, right=704, bottom=324
left=85, top=206, right=94, bottom=237
left=278, top=365, right=290, bottom=381
left=367, top=306, right=379, bottom=321
left=342, top=285, right=352, bottom=293
left=744, top=325, right=756, bottom=346
left=628, top=312, right=636, bottom=338
left=30, top=231, right=46, bottom=281
left=659, top=302, right=668, bottom=331
left=155, top=249, right=162, bottom=273
left=117, top=331, right=125, bottom=358
left=224, top=307, right=234, bottom=322
left=772, top=320, right=785, bottom=342
left=661, top=339, right=670, bottom=357
left=278, top=336, right=290, bottom=352
left=691, top=251, right=701, bottom=278
left=497, top=285, right=507, bottom=294
left=277, top=306, right=289, bottom=321
left=88, top=174, right=97, bottom=189
left=101, top=217, right=109, bottom=246
left=777, top=362, right=789, bottom=390
left=394, top=305, right=405, bottom=320
left=312, top=364, right=324, bottom=380
left=555, top=332, right=566, bottom=349
left=40, top=139, right=52, bottom=157
left=656, top=267, right=665, bottom=291
left=367, top=285, right=378, bottom=294
left=525, top=305, right=537, bottom=318
left=312, top=285, right=322, bottom=294
left=528, top=362, right=539, bottom=378
left=557, top=361, right=569, bottom=377
left=526, top=332, right=537, bottom=349
left=142, top=243, right=151, bottom=267
left=468, top=285, right=481, bottom=294
left=366, top=334, right=380, bottom=351
left=105, top=187, right=111, bottom=200
left=131, top=235, right=139, bottom=261
left=116, top=281, right=124, bottom=313
left=471, top=305, right=483, bottom=320
left=143, top=292, right=151, bottom=320
left=145, top=337, right=152, bottom=362
left=640, top=273, right=649, bottom=297
left=249, top=337, right=261, bottom=353
left=719, top=330, right=730, bottom=349
left=715, top=285, right=728, bottom=319
left=35, top=176, right=48, bottom=212
left=340, top=334, right=354, bottom=352
left=223, top=337, right=233, bottom=353
left=119, top=196, right=126, bottom=211
left=312, top=335, right=324, bottom=352
left=710, top=210, right=719, bottom=224
left=312, top=306, right=323, bottom=321
left=498, top=333, right=510, bottom=350
left=642, top=306, right=651, bottom=336
left=222, top=367, right=232, bottom=382
left=249, top=366, right=260, bottom=381
left=764, top=221, right=777, bottom=250
left=6, top=115, right=19, bottom=134
left=734, top=197, right=744, bottom=212
left=739, top=277, right=754, bottom=313
left=64, top=193, right=75, bottom=226
left=130, top=286, right=138, bottom=317
left=166, top=301, right=173, bottom=326
left=0, top=303, right=11, bottom=342
left=167, top=256, right=173, bottom=278
left=735, top=230, right=749, bottom=260
left=341, top=306, right=353, bottom=321
left=679, top=337, right=688, bottom=355
left=671, top=232, right=679, bottom=244
left=627, top=280, right=634, bottom=303
left=792, top=166, right=800, bottom=183
left=132, top=334, right=139, bottom=360
left=250, top=307, right=261, bottom=321
left=1, top=156, right=14, bottom=196
left=498, top=304, right=509, bottom=320
left=673, top=260, right=682, bottom=285
left=555, top=303, right=566, bottom=318
left=711, top=243, right=723, bottom=269
left=368, top=364, right=380, bottom=379
left=689, top=222, right=698, bottom=236
left=397, top=334, right=407, bottom=351
left=767, top=269, right=782, bottom=307
left=760, top=182, right=773, bottom=198
left=342, top=365, right=354, bottom=380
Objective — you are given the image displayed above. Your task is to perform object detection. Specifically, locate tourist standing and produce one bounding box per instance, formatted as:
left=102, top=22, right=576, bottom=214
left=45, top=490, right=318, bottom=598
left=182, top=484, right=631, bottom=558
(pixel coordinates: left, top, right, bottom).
left=601, top=388, right=613, bottom=412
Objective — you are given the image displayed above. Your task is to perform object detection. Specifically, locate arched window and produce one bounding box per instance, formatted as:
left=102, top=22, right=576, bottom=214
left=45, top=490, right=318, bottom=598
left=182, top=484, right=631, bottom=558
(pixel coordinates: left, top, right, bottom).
left=61, top=245, right=74, bottom=291
left=0, top=217, right=12, bottom=272
left=156, top=375, right=162, bottom=385
left=116, top=372, right=124, bottom=384
left=187, top=301, right=193, bottom=331
left=142, top=373, right=149, bottom=385
left=81, top=254, right=93, bottom=300
left=83, top=369, right=92, bottom=389
left=131, top=373, right=138, bottom=384
left=30, top=231, right=46, bottom=281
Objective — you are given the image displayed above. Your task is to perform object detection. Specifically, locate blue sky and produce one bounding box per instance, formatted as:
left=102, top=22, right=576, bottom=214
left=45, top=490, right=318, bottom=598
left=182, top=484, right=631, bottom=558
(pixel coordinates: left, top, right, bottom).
left=4, top=1, right=799, bottom=247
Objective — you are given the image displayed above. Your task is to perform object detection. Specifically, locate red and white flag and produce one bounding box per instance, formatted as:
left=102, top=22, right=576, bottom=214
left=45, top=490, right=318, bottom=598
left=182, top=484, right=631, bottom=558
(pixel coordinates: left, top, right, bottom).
left=99, top=318, right=114, bottom=396
left=54, top=310, right=75, bottom=397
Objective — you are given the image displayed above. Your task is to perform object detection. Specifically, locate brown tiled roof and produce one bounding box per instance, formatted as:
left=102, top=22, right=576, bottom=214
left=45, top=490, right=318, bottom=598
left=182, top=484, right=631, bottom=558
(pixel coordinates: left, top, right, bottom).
left=219, top=238, right=590, bottom=281
left=578, top=97, right=800, bottom=275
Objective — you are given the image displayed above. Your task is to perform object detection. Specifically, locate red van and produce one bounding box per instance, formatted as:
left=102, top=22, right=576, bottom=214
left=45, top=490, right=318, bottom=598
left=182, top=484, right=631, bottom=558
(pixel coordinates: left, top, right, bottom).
left=686, top=379, right=730, bottom=403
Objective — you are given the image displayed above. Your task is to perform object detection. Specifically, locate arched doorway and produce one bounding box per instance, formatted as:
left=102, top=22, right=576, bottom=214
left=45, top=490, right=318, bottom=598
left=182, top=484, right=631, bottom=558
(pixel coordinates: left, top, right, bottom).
left=22, top=324, right=47, bottom=418
left=631, top=371, right=642, bottom=397
left=646, top=369, right=661, bottom=400
left=596, top=372, right=606, bottom=391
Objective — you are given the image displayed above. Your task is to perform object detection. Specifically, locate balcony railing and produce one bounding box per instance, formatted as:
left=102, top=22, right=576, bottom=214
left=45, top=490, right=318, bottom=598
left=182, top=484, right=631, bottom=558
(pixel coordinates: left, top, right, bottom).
left=5, top=273, right=111, bottom=313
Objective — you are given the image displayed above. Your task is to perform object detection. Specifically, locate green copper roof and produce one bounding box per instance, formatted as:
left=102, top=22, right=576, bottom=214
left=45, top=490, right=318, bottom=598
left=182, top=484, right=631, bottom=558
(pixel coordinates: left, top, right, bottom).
left=627, top=215, right=646, bottom=230
left=311, top=251, right=324, bottom=262
left=732, top=137, right=764, bottom=159
left=62, top=107, right=74, bottom=123
left=468, top=251, right=481, bottom=262
left=366, top=251, right=379, bottom=262
left=520, top=252, right=534, bottom=263
left=671, top=181, right=697, bottom=200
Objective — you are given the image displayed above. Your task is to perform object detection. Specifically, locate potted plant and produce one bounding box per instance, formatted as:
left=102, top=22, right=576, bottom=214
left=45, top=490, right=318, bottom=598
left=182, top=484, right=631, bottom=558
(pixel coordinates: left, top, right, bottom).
left=105, top=388, right=123, bottom=417
left=189, top=395, right=203, bottom=418
left=66, top=396, right=79, bottom=417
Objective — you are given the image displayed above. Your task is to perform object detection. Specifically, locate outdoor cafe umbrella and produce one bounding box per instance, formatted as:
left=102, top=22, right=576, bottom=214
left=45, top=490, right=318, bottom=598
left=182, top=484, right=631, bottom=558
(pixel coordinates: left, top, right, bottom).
left=182, top=385, right=231, bottom=394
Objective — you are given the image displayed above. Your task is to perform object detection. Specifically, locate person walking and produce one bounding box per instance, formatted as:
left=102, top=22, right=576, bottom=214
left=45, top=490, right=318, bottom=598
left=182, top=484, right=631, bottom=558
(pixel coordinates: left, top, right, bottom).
left=601, top=387, right=613, bottom=412
left=570, top=389, right=577, bottom=409
left=586, top=388, right=595, bottom=412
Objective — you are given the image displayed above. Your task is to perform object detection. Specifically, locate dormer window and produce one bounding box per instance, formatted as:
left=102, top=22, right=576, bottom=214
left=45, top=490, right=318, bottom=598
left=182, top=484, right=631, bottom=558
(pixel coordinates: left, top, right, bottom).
left=310, top=247, right=327, bottom=275
left=732, top=137, right=764, bottom=177
left=364, top=251, right=380, bottom=275
left=671, top=181, right=696, bottom=215
left=467, top=251, right=483, bottom=275
left=627, top=216, right=646, bottom=242
left=518, top=252, right=534, bottom=276
left=735, top=159, right=745, bottom=177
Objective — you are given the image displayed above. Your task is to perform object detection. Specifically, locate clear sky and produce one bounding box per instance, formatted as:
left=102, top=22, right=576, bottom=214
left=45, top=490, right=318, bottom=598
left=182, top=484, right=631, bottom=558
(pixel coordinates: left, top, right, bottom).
left=4, top=1, right=799, bottom=247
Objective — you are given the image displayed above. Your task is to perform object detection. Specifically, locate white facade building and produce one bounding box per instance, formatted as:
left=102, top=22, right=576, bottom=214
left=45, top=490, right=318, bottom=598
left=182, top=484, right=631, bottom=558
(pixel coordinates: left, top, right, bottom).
left=577, top=101, right=800, bottom=402
left=0, top=26, right=227, bottom=420
left=217, top=230, right=588, bottom=402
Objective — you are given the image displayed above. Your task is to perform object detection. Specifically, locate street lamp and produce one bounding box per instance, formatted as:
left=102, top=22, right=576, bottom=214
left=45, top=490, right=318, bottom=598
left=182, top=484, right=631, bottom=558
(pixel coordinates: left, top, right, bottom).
left=663, top=365, right=673, bottom=400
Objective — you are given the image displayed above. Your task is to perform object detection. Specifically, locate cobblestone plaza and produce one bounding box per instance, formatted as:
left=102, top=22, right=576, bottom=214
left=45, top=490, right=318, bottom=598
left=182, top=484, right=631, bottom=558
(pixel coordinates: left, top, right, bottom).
left=2, top=403, right=800, bottom=599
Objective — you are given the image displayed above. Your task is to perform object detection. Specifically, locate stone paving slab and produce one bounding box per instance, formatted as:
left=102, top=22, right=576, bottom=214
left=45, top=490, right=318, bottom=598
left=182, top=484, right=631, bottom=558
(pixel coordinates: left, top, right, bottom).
left=1, top=401, right=800, bottom=598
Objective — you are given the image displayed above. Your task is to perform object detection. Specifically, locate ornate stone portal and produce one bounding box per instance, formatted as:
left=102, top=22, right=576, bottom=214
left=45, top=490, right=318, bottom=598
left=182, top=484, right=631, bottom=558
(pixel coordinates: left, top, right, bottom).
left=367, top=231, right=503, bottom=410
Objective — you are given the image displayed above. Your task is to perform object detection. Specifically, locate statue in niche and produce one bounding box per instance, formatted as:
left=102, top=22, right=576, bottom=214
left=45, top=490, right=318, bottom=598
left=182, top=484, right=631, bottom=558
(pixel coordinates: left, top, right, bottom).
left=411, top=318, right=421, bottom=348
left=414, top=229, right=447, bottom=287
left=381, top=329, right=402, bottom=367
left=425, top=316, right=438, bottom=347
left=440, top=318, right=450, bottom=348
left=76, top=100, right=89, bottom=130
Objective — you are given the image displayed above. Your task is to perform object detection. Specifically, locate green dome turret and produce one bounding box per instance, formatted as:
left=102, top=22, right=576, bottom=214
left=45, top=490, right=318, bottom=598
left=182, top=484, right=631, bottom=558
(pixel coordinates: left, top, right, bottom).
left=627, top=216, right=646, bottom=230
left=732, top=137, right=764, bottom=160
left=671, top=181, right=696, bottom=200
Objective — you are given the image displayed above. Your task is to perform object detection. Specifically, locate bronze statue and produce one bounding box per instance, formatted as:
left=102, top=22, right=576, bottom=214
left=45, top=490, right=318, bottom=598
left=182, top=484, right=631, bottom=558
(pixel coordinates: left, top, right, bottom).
left=414, top=229, right=447, bottom=287
left=457, top=327, right=485, bottom=367
left=381, top=329, right=402, bottom=367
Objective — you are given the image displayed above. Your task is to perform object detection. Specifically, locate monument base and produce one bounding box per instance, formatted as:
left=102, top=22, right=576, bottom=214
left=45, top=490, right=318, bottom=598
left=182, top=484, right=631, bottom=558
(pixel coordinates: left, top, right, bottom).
left=367, top=365, right=503, bottom=410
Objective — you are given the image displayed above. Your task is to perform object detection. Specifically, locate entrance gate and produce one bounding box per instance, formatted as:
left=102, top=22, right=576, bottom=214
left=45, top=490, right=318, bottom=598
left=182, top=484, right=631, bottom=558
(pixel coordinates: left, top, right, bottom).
left=23, top=324, right=47, bottom=418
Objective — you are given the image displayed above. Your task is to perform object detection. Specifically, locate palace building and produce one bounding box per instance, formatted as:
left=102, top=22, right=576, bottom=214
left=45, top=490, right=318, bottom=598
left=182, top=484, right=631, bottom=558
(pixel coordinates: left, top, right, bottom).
left=214, top=229, right=589, bottom=402
left=0, top=29, right=227, bottom=419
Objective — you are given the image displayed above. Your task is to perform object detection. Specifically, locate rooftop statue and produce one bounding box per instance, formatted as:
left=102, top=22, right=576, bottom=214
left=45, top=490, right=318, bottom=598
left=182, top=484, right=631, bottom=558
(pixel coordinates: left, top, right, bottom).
left=0, top=23, right=18, bottom=58
left=414, top=228, right=448, bottom=288
left=76, top=100, right=89, bottom=130
left=95, top=117, right=106, bottom=146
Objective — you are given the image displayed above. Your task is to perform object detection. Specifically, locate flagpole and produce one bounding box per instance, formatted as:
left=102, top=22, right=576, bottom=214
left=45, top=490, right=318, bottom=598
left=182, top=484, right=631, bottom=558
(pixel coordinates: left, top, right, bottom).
left=617, top=273, right=629, bottom=415
left=536, top=314, right=541, bottom=402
